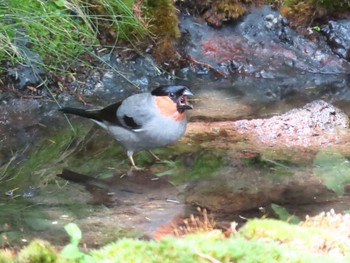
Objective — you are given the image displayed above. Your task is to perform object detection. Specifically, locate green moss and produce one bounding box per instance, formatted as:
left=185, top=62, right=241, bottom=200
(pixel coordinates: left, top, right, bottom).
left=212, top=0, right=251, bottom=20
left=143, top=0, right=180, bottom=38
left=281, top=0, right=350, bottom=30
left=2, top=218, right=350, bottom=262
left=282, top=0, right=301, bottom=6
left=91, top=230, right=339, bottom=262
left=282, top=0, right=350, bottom=9
left=141, top=0, right=181, bottom=67
left=0, top=251, right=15, bottom=263
left=313, top=0, right=350, bottom=10
left=240, top=218, right=350, bottom=255
left=18, top=239, right=57, bottom=263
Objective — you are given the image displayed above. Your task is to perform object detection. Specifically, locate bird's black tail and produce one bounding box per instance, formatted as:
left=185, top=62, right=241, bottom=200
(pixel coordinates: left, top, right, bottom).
left=59, top=107, right=99, bottom=120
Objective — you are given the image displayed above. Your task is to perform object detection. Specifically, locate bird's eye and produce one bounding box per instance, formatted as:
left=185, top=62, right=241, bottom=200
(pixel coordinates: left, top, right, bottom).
left=169, top=92, right=175, bottom=98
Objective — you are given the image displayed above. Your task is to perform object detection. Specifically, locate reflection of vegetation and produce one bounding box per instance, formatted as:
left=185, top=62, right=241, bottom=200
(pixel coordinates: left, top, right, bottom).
left=158, top=150, right=224, bottom=184
left=242, top=155, right=293, bottom=179
left=0, top=125, right=89, bottom=189
left=0, top=201, right=48, bottom=245
left=271, top=203, right=301, bottom=224
left=0, top=125, right=117, bottom=245
left=313, top=151, right=350, bottom=195
left=186, top=151, right=223, bottom=179
left=0, top=198, right=97, bottom=245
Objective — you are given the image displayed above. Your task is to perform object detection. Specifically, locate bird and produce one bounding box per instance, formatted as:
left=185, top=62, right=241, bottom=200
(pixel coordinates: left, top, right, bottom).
left=60, top=85, right=193, bottom=169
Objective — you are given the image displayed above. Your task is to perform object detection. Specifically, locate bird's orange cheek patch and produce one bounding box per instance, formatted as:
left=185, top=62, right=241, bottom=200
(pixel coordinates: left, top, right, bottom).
left=155, top=96, right=186, bottom=121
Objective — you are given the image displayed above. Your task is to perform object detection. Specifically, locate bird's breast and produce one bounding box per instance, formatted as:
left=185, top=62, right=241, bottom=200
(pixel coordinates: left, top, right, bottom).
left=154, top=96, right=186, bottom=121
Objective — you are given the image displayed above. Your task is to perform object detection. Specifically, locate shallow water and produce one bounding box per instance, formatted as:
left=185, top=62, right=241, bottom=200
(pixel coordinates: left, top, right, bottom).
left=1, top=71, right=350, bottom=247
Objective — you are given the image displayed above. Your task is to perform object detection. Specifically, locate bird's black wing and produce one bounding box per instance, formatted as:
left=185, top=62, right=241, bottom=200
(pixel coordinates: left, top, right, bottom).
left=61, top=98, right=144, bottom=131
left=97, top=101, right=123, bottom=125
left=61, top=102, right=124, bottom=127
left=99, top=102, right=142, bottom=130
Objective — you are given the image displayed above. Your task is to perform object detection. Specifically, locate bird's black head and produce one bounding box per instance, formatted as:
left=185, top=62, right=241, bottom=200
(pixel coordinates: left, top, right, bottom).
left=151, top=85, right=193, bottom=113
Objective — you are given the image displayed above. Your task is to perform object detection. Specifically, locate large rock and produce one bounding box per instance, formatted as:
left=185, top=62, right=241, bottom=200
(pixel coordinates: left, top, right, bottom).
left=232, top=100, right=349, bottom=147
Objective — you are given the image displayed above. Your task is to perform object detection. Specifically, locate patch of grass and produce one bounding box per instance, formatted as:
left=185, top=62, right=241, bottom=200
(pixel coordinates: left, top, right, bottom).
left=0, top=0, right=94, bottom=72
left=0, top=0, right=149, bottom=74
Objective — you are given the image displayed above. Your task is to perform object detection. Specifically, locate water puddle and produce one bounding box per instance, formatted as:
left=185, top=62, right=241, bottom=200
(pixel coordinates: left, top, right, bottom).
left=1, top=72, right=350, bottom=247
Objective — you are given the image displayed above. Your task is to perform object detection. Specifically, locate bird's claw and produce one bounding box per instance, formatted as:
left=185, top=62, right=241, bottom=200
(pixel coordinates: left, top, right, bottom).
left=148, top=150, right=161, bottom=162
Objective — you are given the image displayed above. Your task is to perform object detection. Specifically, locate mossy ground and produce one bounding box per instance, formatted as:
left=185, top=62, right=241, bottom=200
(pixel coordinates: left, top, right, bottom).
left=280, top=0, right=350, bottom=31
left=2, top=214, right=350, bottom=262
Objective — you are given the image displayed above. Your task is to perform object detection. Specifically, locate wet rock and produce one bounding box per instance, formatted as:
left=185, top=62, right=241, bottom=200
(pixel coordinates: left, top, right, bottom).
left=183, top=162, right=337, bottom=214
left=321, top=20, right=350, bottom=62
left=0, top=99, right=42, bottom=164
left=6, top=37, right=46, bottom=89
left=181, top=6, right=350, bottom=77
left=7, top=63, right=45, bottom=90
left=233, top=100, right=350, bottom=147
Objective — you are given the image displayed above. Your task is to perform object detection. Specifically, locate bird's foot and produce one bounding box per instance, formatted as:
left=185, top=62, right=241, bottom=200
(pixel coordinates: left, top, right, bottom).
left=131, top=165, right=145, bottom=171
left=128, top=155, right=145, bottom=171
left=148, top=150, right=161, bottom=162
left=125, top=165, right=146, bottom=176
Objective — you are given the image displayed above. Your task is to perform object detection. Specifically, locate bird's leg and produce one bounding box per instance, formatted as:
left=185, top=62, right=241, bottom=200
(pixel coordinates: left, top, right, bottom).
left=127, top=150, right=144, bottom=170
left=148, top=150, right=161, bottom=161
